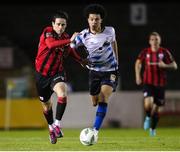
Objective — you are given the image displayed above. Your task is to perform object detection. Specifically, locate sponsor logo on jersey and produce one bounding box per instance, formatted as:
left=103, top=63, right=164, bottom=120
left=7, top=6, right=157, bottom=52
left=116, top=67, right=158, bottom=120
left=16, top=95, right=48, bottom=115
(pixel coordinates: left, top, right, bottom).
left=158, top=53, right=164, bottom=59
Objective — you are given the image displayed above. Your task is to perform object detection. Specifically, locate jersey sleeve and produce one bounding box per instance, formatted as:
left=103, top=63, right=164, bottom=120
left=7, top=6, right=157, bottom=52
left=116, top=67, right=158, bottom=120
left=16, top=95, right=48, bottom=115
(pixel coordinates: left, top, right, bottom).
left=71, top=30, right=86, bottom=49
left=137, top=49, right=146, bottom=62
left=163, top=49, right=175, bottom=64
left=68, top=47, right=82, bottom=63
left=43, top=27, right=71, bottom=49
left=73, top=34, right=84, bottom=49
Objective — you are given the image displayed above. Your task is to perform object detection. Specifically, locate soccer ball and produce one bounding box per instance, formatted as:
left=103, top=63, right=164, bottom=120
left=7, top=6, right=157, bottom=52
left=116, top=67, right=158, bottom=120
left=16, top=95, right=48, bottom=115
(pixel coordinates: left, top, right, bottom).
left=79, top=128, right=98, bottom=146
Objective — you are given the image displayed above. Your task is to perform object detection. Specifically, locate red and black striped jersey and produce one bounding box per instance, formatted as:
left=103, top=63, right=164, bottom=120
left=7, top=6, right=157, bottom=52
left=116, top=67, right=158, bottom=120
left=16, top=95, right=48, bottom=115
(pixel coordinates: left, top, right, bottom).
left=35, top=26, right=81, bottom=76
left=137, top=47, right=174, bottom=87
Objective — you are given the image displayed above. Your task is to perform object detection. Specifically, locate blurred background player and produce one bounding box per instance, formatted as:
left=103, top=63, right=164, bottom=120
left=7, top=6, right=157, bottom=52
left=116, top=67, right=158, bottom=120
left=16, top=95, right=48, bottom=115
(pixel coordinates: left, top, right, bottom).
left=72, top=4, right=119, bottom=141
left=34, top=11, right=87, bottom=144
left=135, top=32, right=178, bottom=136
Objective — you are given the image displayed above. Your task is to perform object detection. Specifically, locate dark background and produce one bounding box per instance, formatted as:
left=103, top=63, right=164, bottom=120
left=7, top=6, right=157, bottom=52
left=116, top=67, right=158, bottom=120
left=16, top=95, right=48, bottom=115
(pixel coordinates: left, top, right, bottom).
left=0, top=0, right=179, bottom=95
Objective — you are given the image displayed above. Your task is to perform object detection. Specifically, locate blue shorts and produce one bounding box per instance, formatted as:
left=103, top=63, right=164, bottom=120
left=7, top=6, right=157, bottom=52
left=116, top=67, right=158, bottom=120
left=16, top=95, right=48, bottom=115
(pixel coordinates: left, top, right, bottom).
left=89, top=70, right=118, bottom=96
left=143, top=84, right=165, bottom=106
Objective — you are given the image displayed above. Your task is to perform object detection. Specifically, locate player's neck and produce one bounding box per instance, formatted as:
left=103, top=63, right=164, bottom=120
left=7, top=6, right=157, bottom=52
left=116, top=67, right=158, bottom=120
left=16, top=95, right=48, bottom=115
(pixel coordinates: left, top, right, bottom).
left=151, top=46, right=159, bottom=52
left=90, top=27, right=102, bottom=34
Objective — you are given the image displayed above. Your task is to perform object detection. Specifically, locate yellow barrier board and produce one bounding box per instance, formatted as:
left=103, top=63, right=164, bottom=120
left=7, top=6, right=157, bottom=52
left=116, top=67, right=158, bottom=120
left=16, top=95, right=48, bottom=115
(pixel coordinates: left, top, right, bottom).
left=0, top=98, right=46, bottom=128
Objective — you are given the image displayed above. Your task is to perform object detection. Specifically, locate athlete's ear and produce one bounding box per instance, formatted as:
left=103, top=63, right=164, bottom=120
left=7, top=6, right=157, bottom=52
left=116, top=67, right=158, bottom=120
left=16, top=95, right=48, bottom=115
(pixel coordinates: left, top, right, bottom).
left=52, top=21, right=55, bottom=27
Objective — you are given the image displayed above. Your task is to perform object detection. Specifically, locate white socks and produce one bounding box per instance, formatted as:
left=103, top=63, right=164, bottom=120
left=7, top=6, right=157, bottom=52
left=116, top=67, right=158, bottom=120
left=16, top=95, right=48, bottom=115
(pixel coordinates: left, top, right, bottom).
left=49, top=119, right=61, bottom=131
left=93, top=128, right=99, bottom=135
left=54, top=119, right=61, bottom=127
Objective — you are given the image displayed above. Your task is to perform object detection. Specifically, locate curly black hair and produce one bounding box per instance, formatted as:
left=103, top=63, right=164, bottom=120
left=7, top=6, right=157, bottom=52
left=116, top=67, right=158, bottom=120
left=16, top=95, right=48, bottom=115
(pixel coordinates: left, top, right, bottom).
left=83, top=4, right=107, bottom=19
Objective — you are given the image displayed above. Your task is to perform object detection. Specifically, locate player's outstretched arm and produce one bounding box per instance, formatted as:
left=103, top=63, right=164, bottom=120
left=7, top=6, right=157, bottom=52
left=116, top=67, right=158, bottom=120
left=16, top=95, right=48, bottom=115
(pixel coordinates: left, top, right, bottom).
left=68, top=47, right=90, bottom=68
left=45, top=37, right=71, bottom=49
left=158, top=60, right=178, bottom=70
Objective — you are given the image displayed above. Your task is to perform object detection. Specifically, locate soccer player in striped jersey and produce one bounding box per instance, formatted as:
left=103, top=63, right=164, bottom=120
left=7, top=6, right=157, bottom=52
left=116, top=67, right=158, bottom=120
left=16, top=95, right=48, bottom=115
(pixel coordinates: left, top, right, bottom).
left=135, top=32, right=178, bottom=136
left=35, top=11, right=88, bottom=144
left=72, top=4, right=119, bottom=141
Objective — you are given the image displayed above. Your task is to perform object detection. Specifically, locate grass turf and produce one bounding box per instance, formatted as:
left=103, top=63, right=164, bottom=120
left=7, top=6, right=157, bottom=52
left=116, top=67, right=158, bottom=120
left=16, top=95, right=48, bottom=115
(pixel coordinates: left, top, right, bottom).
left=0, top=128, right=180, bottom=151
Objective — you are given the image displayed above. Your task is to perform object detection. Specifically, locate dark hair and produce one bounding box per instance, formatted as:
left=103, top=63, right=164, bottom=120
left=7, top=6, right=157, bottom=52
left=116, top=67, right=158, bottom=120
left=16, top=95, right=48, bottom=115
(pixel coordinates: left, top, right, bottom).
left=83, top=4, right=107, bottom=19
left=52, top=11, right=69, bottom=23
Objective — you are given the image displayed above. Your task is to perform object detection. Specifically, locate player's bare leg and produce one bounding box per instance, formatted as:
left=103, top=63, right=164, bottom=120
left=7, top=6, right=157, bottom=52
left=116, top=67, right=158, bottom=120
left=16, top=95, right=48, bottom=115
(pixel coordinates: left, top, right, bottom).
left=91, top=95, right=99, bottom=106
left=92, top=85, right=113, bottom=139
left=100, top=85, right=113, bottom=103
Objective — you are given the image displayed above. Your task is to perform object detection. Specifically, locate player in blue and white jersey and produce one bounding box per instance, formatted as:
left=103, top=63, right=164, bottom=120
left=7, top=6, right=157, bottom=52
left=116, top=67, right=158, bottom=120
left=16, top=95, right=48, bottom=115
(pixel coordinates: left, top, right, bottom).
left=72, top=4, right=119, bottom=140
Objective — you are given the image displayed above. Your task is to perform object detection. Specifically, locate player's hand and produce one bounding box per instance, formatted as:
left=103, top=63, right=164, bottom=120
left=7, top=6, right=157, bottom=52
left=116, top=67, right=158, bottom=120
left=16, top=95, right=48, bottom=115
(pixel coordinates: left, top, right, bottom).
left=70, top=32, right=79, bottom=42
left=158, top=60, right=167, bottom=68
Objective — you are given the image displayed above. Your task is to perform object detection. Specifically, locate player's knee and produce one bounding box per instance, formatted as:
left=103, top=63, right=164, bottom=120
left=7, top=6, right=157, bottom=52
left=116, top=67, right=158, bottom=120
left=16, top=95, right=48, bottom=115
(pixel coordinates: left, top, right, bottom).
left=144, top=97, right=153, bottom=108
left=99, top=93, right=109, bottom=102
left=144, top=97, right=153, bottom=103
left=98, top=93, right=108, bottom=104
left=54, top=83, right=67, bottom=96
left=56, top=88, right=67, bottom=97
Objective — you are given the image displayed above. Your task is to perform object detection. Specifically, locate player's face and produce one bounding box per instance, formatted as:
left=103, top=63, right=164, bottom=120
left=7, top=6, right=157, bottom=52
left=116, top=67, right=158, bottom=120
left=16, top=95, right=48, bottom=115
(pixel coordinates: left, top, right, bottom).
left=149, top=35, right=161, bottom=48
left=88, top=14, right=102, bottom=31
left=52, top=18, right=67, bottom=34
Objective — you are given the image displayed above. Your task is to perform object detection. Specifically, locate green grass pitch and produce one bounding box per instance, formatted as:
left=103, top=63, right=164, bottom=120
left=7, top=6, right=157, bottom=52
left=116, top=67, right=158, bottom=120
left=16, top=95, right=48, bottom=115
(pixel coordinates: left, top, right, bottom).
left=0, top=128, right=180, bottom=151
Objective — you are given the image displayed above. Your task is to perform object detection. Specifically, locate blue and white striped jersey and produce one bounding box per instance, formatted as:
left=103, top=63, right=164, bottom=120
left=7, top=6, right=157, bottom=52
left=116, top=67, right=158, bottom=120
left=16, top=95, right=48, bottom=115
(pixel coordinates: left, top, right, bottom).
left=74, top=26, right=118, bottom=72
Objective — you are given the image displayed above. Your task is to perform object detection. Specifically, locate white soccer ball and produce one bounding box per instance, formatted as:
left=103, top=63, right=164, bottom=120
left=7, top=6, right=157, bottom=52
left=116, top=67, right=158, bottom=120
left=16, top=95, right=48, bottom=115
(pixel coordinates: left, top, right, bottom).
left=79, top=128, right=98, bottom=146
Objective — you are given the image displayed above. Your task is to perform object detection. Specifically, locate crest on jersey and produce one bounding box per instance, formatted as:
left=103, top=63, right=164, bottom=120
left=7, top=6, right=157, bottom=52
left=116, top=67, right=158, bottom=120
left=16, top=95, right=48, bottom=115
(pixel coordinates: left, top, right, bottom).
left=158, top=53, right=164, bottom=59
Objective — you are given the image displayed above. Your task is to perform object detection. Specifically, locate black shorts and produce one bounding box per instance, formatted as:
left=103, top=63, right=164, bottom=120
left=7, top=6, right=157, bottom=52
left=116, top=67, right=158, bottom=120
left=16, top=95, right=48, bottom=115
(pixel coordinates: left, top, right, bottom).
left=143, top=84, right=165, bottom=106
left=89, top=70, right=118, bottom=96
left=35, top=71, right=66, bottom=102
